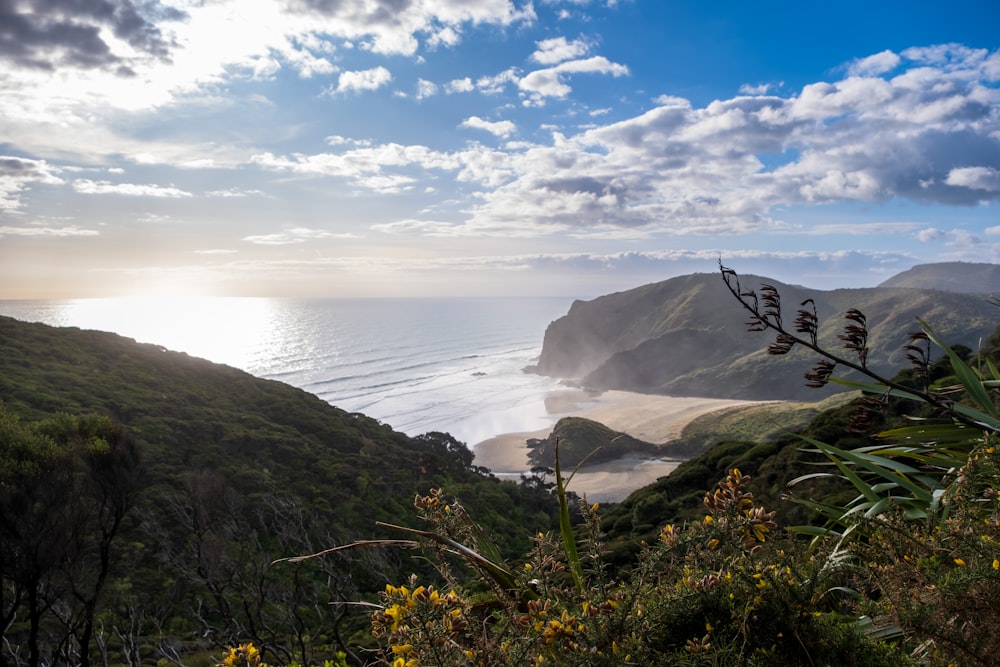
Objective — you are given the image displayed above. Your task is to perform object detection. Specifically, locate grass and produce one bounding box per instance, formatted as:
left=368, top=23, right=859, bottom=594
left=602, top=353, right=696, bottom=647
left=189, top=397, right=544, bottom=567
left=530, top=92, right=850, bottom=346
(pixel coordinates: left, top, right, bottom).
left=663, top=392, right=859, bottom=458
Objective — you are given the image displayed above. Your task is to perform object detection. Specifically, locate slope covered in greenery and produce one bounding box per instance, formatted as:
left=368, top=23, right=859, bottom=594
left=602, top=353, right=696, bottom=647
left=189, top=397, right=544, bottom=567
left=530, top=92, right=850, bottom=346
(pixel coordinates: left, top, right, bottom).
left=599, top=321, right=1000, bottom=562
left=534, top=265, right=999, bottom=400
left=0, top=315, right=556, bottom=665
left=352, top=272, right=1000, bottom=667
left=878, top=260, right=1000, bottom=291
left=526, top=416, right=659, bottom=469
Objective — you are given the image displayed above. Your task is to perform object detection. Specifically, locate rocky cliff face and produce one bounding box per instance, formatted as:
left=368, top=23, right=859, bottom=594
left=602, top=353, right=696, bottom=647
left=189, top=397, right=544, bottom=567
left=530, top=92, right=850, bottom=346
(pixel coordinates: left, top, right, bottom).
left=535, top=266, right=1000, bottom=401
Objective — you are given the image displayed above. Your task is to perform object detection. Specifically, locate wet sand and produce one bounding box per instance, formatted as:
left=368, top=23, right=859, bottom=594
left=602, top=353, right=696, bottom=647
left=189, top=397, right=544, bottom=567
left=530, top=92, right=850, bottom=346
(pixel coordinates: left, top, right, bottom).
left=472, top=389, right=760, bottom=503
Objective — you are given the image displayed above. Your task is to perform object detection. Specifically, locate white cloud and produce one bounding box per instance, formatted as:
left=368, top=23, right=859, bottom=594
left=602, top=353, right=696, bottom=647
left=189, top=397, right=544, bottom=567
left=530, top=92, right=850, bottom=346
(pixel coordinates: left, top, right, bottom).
left=416, top=78, right=439, bottom=99
left=251, top=142, right=464, bottom=188
left=476, top=68, right=521, bottom=95
left=530, top=36, right=591, bottom=65
left=427, top=25, right=461, bottom=49
left=739, top=83, right=776, bottom=95
left=0, top=225, right=99, bottom=238
left=72, top=180, right=192, bottom=197
left=206, top=188, right=267, bottom=198
left=331, top=66, right=393, bottom=94
left=0, top=156, right=64, bottom=211
left=946, top=166, right=1000, bottom=192
left=371, top=219, right=462, bottom=236
left=0, top=0, right=544, bottom=182
left=848, top=50, right=901, bottom=77
left=460, top=116, right=517, bottom=137
left=243, top=226, right=360, bottom=245
left=917, top=228, right=946, bottom=242
left=519, top=56, right=630, bottom=100
left=243, top=44, right=1000, bottom=241
left=446, top=77, right=475, bottom=93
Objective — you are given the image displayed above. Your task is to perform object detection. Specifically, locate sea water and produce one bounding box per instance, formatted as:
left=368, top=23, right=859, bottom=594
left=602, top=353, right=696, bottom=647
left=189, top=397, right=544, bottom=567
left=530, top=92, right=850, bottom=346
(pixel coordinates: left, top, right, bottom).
left=0, top=297, right=576, bottom=446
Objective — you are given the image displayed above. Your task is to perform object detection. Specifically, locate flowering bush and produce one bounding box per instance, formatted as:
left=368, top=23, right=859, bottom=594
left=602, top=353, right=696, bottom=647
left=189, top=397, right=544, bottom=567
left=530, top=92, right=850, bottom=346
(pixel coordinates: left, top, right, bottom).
left=357, top=472, right=909, bottom=666
left=858, top=441, right=1000, bottom=666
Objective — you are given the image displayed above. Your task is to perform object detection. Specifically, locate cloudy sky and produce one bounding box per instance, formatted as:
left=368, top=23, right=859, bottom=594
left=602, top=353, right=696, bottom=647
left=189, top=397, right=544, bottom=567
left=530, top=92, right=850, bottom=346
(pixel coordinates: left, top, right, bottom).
left=1, top=0, right=999, bottom=298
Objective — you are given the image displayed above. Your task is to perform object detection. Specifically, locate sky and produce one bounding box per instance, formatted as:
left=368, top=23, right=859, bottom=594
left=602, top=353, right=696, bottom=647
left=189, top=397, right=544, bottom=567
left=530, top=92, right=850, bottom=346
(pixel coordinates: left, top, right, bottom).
left=1, top=0, right=999, bottom=299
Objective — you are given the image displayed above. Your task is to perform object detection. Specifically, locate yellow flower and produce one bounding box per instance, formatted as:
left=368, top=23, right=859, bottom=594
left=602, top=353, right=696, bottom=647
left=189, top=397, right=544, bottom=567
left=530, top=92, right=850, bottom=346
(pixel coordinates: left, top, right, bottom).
left=704, top=515, right=714, bottom=525
left=993, top=559, right=999, bottom=570
left=219, top=643, right=262, bottom=667
left=708, top=538, right=720, bottom=550
left=954, top=558, right=966, bottom=567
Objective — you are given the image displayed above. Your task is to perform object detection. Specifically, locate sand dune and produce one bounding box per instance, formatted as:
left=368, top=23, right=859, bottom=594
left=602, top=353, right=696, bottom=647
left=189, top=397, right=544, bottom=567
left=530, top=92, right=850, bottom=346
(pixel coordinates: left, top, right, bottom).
left=472, top=389, right=760, bottom=503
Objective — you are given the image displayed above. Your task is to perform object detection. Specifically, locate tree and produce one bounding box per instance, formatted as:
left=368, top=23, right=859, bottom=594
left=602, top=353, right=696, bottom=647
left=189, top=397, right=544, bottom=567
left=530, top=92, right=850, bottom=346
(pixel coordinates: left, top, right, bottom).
left=0, top=407, right=141, bottom=667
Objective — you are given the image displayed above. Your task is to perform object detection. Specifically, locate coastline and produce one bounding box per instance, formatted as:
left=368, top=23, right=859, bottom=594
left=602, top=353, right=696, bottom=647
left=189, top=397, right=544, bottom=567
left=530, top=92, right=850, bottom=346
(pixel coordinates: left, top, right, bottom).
left=472, top=389, right=761, bottom=503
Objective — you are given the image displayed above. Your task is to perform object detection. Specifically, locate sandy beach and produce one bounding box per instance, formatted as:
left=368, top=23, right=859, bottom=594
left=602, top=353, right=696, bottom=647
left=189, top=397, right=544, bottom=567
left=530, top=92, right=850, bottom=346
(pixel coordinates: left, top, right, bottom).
left=472, top=389, right=759, bottom=503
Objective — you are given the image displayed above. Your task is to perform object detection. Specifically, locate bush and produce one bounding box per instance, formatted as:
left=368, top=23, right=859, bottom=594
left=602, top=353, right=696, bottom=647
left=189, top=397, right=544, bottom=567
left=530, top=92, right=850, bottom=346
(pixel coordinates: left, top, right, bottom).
left=358, top=474, right=911, bottom=666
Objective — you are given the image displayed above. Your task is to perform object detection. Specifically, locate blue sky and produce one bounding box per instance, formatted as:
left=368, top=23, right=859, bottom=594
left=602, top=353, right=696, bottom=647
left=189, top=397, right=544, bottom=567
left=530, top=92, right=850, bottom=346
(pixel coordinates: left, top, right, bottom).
left=1, top=0, right=999, bottom=298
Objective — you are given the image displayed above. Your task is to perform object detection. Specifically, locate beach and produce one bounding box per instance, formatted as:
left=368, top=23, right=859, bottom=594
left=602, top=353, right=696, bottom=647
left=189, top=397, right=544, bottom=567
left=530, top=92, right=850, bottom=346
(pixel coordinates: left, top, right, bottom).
left=472, top=389, right=760, bottom=503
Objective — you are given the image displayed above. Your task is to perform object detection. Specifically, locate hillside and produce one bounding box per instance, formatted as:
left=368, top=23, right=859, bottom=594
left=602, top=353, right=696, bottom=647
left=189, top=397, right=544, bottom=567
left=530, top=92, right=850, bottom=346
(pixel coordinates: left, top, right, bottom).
left=526, top=416, right=659, bottom=469
left=878, top=261, right=1000, bottom=292
left=0, top=315, right=556, bottom=665
left=533, top=265, right=999, bottom=401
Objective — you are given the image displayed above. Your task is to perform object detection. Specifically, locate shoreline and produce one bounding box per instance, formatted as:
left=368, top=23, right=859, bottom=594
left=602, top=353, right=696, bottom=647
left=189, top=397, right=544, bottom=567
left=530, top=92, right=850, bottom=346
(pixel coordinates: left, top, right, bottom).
left=472, top=389, right=762, bottom=503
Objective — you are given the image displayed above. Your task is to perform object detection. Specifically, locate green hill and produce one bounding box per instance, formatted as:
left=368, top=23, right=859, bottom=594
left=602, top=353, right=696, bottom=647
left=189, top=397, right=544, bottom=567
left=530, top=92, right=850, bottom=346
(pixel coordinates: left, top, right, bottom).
left=526, top=416, right=659, bottom=469
left=877, top=261, right=1000, bottom=291
left=0, top=315, right=556, bottom=665
left=534, top=265, right=999, bottom=400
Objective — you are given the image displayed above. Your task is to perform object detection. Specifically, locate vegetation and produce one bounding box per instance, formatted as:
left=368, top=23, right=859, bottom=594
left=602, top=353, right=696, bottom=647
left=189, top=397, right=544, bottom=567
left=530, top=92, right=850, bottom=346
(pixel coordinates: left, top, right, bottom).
left=5, top=254, right=1000, bottom=665
left=534, top=268, right=1000, bottom=401
left=338, top=264, right=1000, bottom=665
left=525, top=417, right=659, bottom=469
left=0, top=316, right=558, bottom=666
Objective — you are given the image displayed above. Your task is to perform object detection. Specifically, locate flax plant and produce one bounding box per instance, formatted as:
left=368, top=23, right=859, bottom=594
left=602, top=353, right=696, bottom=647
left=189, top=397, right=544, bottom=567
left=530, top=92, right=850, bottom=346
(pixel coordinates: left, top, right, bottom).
left=719, top=261, right=1000, bottom=535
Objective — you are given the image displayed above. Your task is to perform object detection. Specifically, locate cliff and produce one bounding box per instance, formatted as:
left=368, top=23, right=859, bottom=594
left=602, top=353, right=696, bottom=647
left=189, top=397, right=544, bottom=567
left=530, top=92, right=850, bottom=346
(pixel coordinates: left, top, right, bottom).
left=535, top=265, right=1000, bottom=401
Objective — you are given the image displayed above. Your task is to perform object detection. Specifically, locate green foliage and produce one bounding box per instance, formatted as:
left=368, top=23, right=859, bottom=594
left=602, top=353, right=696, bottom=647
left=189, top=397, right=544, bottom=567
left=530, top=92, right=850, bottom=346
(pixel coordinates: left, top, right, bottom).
left=526, top=416, right=658, bottom=470
left=535, top=270, right=1000, bottom=401
left=0, top=315, right=558, bottom=665
left=362, top=474, right=912, bottom=666
left=719, top=264, right=1000, bottom=539
left=0, top=406, right=140, bottom=667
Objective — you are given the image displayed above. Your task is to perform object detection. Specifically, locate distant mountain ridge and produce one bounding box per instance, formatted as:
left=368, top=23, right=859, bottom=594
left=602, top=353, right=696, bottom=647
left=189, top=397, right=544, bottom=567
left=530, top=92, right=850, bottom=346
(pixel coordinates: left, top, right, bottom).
left=535, top=263, right=1000, bottom=401
left=877, top=261, right=1000, bottom=292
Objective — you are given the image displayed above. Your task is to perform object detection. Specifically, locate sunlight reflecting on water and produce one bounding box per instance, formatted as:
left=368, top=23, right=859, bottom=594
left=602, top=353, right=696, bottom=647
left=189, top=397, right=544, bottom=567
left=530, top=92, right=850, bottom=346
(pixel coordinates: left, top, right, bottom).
left=1, top=296, right=573, bottom=441
left=53, top=296, right=283, bottom=369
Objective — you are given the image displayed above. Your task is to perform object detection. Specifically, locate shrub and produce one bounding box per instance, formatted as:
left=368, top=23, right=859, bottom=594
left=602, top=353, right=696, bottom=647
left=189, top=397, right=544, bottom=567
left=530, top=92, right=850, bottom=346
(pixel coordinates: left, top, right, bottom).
left=357, top=473, right=909, bottom=666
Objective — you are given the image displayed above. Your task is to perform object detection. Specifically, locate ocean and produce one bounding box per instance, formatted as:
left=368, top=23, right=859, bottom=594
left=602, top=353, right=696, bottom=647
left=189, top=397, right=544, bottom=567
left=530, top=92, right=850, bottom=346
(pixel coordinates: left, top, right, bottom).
left=0, top=296, right=576, bottom=446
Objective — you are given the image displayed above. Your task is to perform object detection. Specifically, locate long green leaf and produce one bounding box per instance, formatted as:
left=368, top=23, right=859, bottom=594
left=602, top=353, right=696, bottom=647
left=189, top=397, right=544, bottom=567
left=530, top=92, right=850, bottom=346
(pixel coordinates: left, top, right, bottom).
left=948, top=402, right=1000, bottom=432
left=919, top=318, right=997, bottom=418
left=877, top=423, right=976, bottom=445
left=828, top=377, right=925, bottom=401
left=823, top=443, right=934, bottom=503
left=553, top=440, right=584, bottom=594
